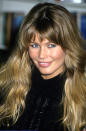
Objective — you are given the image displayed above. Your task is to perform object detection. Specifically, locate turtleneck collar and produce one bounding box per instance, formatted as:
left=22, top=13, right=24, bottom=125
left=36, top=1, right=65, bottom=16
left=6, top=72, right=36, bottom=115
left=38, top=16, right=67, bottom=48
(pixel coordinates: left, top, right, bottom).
left=31, top=67, right=66, bottom=100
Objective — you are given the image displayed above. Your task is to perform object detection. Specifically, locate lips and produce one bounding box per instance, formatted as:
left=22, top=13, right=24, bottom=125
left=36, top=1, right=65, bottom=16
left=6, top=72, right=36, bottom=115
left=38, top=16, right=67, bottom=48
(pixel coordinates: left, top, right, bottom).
left=38, top=62, right=51, bottom=67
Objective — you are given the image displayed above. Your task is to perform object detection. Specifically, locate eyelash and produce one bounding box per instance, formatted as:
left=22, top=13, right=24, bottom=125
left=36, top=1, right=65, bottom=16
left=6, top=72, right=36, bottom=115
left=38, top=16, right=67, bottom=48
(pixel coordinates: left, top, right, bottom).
left=48, top=44, right=56, bottom=48
left=30, top=43, right=39, bottom=48
left=30, top=43, right=56, bottom=48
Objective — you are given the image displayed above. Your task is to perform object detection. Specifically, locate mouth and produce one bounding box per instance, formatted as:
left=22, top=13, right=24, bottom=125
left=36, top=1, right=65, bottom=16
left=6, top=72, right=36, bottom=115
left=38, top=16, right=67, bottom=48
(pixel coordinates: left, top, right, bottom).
left=38, top=61, right=52, bottom=67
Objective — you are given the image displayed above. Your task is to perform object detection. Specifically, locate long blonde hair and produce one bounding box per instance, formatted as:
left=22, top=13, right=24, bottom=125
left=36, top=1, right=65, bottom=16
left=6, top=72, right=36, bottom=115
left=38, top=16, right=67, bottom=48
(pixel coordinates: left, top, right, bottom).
left=0, top=39, right=31, bottom=126
left=0, top=2, right=86, bottom=130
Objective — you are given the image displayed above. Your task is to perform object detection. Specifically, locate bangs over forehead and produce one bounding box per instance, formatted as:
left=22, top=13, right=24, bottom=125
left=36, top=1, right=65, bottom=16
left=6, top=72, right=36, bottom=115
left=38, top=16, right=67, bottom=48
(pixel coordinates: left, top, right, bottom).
left=22, top=17, right=61, bottom=47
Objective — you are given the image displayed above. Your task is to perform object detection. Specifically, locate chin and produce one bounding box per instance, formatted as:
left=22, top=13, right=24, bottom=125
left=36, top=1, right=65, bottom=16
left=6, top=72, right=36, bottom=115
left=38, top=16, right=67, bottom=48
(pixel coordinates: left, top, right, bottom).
left=37, top=67, right=53, bottom=75
left=39, top=70, right=52, bottom=75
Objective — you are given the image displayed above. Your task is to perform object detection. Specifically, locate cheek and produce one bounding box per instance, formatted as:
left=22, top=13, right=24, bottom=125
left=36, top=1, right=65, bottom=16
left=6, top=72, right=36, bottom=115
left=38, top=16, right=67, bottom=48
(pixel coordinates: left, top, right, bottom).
left=28, top=49, right=38, bottom=60
left=51, top=48, right=65, bottom=59
left=28, top=49, right=34, bottom=60
left=29, top=51, right=33, bottom=59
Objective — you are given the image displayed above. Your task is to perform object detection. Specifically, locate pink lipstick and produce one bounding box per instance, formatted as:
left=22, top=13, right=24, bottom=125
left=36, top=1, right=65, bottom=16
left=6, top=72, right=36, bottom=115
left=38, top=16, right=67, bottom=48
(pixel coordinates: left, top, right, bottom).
left=38, top=62, right=51, bottom=67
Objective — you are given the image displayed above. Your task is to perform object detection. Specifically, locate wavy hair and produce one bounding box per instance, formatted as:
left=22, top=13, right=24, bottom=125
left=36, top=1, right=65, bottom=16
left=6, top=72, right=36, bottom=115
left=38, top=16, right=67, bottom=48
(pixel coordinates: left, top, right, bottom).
left=0, top=2, right=86, bottom=130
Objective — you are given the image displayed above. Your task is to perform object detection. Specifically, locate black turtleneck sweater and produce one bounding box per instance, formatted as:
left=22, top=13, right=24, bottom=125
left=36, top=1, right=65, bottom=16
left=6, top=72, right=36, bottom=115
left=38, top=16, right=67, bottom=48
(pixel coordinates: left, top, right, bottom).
left=1, top=69, right=66, bottom=131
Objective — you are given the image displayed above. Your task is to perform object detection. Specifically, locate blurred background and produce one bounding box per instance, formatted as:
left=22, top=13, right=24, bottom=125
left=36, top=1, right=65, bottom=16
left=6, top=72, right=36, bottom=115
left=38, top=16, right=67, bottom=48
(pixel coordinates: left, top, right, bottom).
left=0, top=0, right=86, bottom=64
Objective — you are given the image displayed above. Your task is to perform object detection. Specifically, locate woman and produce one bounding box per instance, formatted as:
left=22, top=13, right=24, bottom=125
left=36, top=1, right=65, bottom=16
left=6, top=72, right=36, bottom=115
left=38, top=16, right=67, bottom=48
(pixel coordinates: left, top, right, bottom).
left=0, top=2, right=86, bottom=131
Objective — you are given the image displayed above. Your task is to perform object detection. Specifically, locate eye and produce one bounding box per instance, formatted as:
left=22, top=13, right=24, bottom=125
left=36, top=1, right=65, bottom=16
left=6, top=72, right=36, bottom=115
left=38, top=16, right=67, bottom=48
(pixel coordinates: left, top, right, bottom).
left=48, top=44, right=57, bottom=48
left=30, top=43, right=39, bottom=48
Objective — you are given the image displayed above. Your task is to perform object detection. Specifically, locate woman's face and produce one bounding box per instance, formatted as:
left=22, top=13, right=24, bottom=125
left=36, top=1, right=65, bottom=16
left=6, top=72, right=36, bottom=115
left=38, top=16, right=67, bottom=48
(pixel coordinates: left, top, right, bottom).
left=29, top=34, right=65, bottom=79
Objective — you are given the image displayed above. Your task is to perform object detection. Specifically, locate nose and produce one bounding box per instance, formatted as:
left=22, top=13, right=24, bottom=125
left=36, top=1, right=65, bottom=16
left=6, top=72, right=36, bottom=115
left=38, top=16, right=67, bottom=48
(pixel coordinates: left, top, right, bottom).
left=39, top=47, right=47, bottom=59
